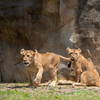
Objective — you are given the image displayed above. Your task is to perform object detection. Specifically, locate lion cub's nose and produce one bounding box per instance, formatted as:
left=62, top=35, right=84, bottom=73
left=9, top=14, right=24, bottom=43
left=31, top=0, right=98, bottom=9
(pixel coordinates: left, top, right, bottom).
left=72, top=57, right=74, bottom=59
left=23, top=60, right=26, bottom=63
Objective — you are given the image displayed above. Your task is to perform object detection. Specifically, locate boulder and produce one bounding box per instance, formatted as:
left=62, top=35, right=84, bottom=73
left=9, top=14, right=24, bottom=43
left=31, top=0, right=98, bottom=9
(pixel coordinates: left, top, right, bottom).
left=0, top=0, right=100, bottom=83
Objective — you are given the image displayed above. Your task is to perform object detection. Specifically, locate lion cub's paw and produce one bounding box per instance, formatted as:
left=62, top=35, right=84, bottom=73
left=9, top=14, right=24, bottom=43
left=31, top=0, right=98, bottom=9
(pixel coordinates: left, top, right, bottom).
left=48, top=81, right=56, bottom=86
left=72, top=83, right=75, bottom=88
left=33, top=80, right=39, bottom=88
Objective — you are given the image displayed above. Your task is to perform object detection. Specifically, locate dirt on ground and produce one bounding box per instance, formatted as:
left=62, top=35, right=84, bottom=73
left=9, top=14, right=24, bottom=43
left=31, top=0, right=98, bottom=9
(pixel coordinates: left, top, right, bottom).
left=0, top=80, right=100, bottom=94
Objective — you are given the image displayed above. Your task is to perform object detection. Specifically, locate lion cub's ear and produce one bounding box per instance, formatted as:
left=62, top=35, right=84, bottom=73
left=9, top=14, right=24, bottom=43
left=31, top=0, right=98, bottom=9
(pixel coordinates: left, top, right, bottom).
left=66, top=47, right=70, bottom=52
left=34, top=49, right=38, bottom=53
left=20, top=49, right=25, bottom=55
left=31, top=49, right=38, bottom=56
left=78, top=48, right=81, bottom=53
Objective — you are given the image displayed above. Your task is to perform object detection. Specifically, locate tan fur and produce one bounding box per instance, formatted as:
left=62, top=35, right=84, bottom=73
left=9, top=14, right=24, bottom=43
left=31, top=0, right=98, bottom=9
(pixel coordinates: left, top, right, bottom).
left=20, top=49, right=70, bottom=87
left=67, top=47, right=100, bottom=87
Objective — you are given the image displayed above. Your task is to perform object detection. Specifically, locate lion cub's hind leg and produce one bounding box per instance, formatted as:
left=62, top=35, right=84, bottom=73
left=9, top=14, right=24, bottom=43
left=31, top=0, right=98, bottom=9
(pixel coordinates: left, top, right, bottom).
left=96, top=82, right=100, bottom=87
left=81, top=71, right=100, bottom=86
left=48, top=62, right=59, bottom=86
left=73, top=71, right=100, bottom=87
left=48, top=67, right=57, bottom=86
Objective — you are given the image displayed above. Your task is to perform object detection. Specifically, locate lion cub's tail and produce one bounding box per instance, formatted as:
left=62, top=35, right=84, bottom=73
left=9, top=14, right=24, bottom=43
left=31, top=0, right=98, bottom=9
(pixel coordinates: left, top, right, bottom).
left=59, top=55, right=70, bottom=61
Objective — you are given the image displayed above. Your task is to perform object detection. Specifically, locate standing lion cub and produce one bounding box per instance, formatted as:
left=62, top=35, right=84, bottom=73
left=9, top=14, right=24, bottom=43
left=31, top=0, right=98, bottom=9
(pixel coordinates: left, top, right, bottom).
left=20, top=49, right=70, bottom=87
left=67, top=47, right=100, bottom=87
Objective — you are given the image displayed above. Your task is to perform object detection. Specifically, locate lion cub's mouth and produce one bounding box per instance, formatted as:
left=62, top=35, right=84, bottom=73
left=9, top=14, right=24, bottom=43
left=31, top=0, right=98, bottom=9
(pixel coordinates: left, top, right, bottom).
left=24, top=62, right=30, bottom=66
left=71, top=58, right=76, bottom=62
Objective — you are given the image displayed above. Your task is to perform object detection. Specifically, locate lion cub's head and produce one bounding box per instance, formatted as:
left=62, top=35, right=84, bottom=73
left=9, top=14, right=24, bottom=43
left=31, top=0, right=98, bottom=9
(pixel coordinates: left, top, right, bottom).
left=66, top=47, right=81, bottom=62
left=20, top=49, right=37, bottom=66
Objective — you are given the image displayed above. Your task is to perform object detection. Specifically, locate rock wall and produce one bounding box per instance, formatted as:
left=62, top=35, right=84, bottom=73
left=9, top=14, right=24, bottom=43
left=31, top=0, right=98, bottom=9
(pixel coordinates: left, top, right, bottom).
left=0, top=0, right=100, bottom=83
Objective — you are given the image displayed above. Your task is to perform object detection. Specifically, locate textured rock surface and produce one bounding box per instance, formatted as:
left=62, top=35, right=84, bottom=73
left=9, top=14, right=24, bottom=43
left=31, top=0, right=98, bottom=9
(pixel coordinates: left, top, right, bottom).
left=0, top=0, right=100, bottom=83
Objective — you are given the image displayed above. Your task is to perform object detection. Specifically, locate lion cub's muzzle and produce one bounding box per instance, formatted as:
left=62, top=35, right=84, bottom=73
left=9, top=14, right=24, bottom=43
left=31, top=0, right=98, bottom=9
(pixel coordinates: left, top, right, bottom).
left=23, top=60, right=30, bottom=66
left=70, top=57, right=76, bottom=62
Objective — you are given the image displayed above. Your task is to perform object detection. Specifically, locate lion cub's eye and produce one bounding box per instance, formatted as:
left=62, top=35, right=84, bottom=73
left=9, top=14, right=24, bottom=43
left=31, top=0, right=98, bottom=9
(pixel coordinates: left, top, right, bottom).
left=70, top=52, right=73, bottom=55
left=23, top=55, right=25, bottom=57
left=76, top=53, right=77, bottom=55
left=27, top=55, right=30, bottom=57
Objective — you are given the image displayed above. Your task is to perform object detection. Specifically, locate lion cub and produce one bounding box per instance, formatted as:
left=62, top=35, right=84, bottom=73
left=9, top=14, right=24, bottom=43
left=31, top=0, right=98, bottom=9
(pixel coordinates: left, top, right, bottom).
left=67, top=47, right=100, bottom=87
left=20, top=49, right=70, bottom=87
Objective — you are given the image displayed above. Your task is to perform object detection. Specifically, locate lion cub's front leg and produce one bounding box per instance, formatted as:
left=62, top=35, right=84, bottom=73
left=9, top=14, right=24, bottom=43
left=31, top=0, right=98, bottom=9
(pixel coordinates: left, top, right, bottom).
left=28, top=72, right=35, bottom=87
left=33, top=66, right=43, bottom=87
left=75, top=68, right=82, bottom=83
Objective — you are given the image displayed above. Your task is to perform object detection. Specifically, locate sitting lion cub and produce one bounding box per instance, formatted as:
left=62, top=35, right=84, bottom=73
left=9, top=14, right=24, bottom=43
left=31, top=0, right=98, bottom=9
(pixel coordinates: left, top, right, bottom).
left=20, top=49, right=70, bottom=87
left=67, top=47, right=100, bottom=87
